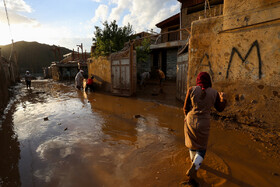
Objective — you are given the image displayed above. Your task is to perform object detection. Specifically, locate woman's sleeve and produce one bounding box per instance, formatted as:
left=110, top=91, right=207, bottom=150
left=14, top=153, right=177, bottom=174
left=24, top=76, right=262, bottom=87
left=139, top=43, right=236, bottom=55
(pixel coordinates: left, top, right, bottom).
left=183, top=87, right=193, bottom=116
left=214, top=93, right=227, bottom=112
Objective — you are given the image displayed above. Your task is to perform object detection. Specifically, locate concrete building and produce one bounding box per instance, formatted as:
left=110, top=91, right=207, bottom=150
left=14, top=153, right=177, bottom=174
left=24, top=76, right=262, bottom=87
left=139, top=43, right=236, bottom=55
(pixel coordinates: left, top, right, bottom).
left=150, top=13, right=188, bottom=80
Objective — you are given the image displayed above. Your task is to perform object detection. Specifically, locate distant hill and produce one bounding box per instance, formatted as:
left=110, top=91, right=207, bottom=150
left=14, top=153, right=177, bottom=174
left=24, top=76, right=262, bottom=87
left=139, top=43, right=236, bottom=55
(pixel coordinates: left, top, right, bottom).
left=0, top=41, right=72, bottom=74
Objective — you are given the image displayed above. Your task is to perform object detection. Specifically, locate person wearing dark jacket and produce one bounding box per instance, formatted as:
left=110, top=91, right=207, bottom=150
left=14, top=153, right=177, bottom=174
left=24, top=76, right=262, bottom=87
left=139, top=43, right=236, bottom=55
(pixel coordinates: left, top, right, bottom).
left=25, top=71, right=32, bottom=89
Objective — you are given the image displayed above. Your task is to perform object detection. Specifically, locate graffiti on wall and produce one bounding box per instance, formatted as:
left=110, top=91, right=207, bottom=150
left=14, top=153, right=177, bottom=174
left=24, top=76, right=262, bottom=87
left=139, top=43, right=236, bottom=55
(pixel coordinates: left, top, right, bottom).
left=195, top=53, right=214, bottom=79
left=226, top=40, right=262, bottom=79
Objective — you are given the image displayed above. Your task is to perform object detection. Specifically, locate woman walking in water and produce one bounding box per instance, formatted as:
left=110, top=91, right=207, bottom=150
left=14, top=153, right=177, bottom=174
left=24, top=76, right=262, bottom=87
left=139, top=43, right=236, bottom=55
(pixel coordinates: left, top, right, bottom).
left=183, top=72, right=227, bottom=186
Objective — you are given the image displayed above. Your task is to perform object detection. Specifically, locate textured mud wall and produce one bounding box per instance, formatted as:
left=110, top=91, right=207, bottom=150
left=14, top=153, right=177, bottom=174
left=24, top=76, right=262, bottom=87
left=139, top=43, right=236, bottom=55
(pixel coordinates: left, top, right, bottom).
left=187, top=0, right=280, bottom=125
left=87, top=56, right=112, bottom=92
left=0, top=57, right=19, bottom=113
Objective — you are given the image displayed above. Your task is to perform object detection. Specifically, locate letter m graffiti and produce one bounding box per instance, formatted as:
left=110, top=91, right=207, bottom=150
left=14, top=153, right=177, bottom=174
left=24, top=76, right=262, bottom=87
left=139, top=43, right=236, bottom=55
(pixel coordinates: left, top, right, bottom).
left=226, top=40, right=262, bottom=79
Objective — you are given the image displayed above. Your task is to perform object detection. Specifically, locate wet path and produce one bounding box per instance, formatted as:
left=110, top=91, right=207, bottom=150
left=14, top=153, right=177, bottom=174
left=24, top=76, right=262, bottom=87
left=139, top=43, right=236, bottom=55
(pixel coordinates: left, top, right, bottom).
left=0, top=81, right=279, bottom=186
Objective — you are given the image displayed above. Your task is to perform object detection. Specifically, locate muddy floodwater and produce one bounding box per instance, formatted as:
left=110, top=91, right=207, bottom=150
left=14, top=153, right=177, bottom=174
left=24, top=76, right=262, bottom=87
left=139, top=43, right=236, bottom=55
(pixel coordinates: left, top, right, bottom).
left=0, top=80, right=279, bottom=187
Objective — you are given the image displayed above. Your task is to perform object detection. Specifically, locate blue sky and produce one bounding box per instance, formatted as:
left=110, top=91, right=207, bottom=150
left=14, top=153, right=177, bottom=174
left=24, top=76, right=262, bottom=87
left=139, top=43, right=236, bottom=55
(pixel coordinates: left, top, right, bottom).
left=0, top=0, right=180, bottom=51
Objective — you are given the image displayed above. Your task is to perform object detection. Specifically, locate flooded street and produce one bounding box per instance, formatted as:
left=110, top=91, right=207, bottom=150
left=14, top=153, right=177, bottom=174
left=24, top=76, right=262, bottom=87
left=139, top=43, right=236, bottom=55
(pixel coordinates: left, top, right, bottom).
left=1, top=81, right=279, bottom=187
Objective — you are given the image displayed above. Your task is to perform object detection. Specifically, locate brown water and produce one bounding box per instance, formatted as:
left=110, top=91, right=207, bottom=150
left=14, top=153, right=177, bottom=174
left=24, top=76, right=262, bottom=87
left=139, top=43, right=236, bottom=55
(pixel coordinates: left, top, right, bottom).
left=0, top=81, right=279, bottom=187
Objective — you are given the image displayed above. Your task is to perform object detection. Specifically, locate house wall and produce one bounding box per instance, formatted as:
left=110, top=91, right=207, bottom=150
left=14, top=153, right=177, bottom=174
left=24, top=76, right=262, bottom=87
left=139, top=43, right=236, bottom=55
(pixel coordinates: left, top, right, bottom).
left=87, top=56, right=112, bottom=92
left=160, top=25, right=180, bottom=43
left=0, top=57, right=19, bottom=113
left=187, top=0, right=280, bottom=125
left=181, top=4, right=223, bottom=40
left=51, top=65, right=60, bottom=81
left=166, top=48, right=178, bottom=79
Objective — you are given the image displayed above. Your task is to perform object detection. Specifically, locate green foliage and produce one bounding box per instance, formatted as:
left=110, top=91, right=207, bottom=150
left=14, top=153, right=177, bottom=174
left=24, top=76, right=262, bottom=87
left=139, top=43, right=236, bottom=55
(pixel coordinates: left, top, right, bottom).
left=92, top=20, right=133, bottom=57
left=136, top=38, right=151, bottom=63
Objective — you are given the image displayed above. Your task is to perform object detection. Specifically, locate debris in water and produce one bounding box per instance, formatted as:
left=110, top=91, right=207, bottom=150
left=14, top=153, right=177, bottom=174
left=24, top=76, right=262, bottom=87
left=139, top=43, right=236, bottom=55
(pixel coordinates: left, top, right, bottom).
left=134, top=114, right=142, bottom=119
left=251, top=100, right=257, bottom=104
left=58, top=123, right=62, bottom=126
left=168, top=128, right=175, bottom=132
left=272, top=172, right=279, bottom=176
left=64, top=128, right=68, bottom=131
left=44, top=117, right=49, bottom=121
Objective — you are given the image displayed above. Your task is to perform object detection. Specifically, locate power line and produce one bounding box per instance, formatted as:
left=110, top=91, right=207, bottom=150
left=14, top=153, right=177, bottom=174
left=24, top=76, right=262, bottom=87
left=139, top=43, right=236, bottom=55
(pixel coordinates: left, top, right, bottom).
left=3, top=0, right=15, bottom=61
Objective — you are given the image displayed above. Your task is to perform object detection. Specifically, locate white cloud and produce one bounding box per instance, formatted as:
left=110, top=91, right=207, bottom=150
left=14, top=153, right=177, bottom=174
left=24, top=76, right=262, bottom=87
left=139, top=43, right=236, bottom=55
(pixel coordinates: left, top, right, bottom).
left=170, top=3, right=181, bottom=13
left=108, top=0, right=131, bottom=22
left=120, top=0, right=181, bottom=33
left=0, top=0, right=36, bottom=27
left=0, top=0, right=32, bottom=13
left=0, top=10, right=39, bottom=25
left=92, top=0, right=102, bottom=2
left=90, top=0, right=180, bottom=33
left=91, top=4, right=109, bottom=23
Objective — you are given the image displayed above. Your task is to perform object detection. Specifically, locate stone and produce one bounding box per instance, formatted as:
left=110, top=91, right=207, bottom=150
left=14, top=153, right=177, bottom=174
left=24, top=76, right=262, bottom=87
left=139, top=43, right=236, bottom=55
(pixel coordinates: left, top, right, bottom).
left=272, top=172, right=279, bottom=176
left=168, top=128, right=175, bottom=132
left=257, top=85, right=264, bottom=89
left=134, top=115, right=141, bottom=118
left=251, top=100, right=257, bottom=104
left=234, top=94, right=239, bottom=101
left=44, top=117, right=49, bottom=121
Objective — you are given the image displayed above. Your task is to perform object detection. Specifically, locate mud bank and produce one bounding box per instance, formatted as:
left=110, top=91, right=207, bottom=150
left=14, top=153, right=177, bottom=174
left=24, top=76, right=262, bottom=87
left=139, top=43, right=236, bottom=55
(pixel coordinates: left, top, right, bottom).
left=0, top=80, right=279, bottom=186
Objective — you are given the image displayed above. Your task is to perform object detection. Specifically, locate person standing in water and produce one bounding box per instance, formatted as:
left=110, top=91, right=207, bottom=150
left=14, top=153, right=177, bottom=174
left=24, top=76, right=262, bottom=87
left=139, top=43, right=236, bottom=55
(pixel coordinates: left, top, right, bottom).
left=24, top=71, right=32, bottom=89
left=75, top=70, right=84, bottom=90
left=157, top=69, right=165, bottom=93
left=85, top=75, right=94, bottom=92
left=182, top=72, right=227, bottom=186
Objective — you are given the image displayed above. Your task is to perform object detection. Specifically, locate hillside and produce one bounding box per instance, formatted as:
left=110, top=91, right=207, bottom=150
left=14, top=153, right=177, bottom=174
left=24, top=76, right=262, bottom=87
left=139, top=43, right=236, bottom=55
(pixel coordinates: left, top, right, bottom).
left=0, top=41, right=72, bottom=74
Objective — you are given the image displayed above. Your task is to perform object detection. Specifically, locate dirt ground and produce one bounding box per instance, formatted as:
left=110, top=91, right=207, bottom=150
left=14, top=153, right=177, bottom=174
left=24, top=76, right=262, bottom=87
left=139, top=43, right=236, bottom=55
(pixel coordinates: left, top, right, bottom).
left=0, top=80, right=279, bottom=187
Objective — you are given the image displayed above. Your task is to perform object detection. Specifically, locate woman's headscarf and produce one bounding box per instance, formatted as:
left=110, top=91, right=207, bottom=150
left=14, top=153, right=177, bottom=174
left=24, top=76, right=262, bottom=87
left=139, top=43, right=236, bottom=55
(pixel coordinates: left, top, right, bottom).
left=196, top=72, right=212, bottom=91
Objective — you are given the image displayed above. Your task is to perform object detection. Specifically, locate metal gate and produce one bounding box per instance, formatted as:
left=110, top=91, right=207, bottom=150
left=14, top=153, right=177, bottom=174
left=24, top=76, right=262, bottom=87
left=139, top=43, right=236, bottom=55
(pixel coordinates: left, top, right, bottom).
left=176, top=52, right=188, bottom=102
left=111, top=49, right=136, bottom=96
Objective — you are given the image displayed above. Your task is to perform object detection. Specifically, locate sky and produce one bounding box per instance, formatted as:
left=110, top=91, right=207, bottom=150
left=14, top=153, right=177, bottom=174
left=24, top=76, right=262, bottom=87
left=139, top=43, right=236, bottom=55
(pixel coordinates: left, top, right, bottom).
left=0, top=0, right=180, bottom=52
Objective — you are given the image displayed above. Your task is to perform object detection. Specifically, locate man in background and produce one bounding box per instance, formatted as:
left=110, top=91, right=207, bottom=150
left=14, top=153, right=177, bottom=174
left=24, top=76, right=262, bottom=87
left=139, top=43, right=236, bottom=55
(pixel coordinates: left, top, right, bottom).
left=157, top=69, right=165, bottom=93
left=75, top=70, right=84, bottom=90
left=25, top=71, right=32, bottom=89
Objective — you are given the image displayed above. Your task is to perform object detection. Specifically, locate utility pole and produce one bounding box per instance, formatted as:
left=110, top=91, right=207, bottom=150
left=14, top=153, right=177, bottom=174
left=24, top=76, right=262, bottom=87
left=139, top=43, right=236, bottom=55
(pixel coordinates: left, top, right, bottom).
left=77, top=43, right=83, bottom=61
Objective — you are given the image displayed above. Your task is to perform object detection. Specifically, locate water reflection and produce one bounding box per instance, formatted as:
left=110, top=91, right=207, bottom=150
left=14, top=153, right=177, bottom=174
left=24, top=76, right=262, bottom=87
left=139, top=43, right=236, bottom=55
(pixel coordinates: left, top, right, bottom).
left=0, top=105, right=21, bottom=186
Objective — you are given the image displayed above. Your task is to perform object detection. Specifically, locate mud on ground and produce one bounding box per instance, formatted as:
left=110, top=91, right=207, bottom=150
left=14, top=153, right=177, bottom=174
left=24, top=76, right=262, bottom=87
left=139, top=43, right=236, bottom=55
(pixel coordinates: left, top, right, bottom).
left=0, top=80, right=279, bottom=186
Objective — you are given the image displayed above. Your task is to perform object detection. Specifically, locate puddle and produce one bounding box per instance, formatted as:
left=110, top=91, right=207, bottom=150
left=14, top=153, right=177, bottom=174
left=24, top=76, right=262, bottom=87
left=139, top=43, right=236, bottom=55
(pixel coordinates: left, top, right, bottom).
left=0, top=81, right=279, bottom=186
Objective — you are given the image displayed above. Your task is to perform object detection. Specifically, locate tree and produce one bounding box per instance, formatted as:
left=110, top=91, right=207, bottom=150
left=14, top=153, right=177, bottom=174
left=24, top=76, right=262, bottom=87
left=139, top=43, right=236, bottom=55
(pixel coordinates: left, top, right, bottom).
left=136, top=38, right=151, bottom=64
left=92, top=20, right=133, bottom=57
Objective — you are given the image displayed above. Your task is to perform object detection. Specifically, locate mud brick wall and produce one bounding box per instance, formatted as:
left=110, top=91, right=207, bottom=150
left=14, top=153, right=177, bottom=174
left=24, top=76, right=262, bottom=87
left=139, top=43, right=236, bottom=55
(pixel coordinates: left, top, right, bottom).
left=166, top=48, right=178, bottom=80
left=87, top=56, right=112, bottom=92
left=187, top=0, right=280, bottom=125
left=0, top=57, right=19, bottom=113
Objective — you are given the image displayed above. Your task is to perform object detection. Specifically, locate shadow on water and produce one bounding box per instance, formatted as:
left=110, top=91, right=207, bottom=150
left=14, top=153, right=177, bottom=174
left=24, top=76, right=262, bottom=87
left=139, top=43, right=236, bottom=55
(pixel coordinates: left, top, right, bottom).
left=200, top=165, right=253, bottom=187
left=0, top=104, right=21, bottom=186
